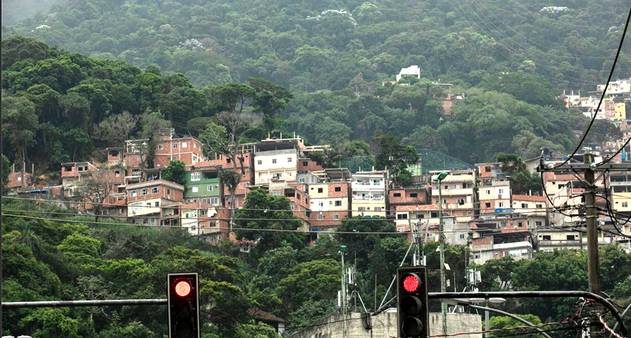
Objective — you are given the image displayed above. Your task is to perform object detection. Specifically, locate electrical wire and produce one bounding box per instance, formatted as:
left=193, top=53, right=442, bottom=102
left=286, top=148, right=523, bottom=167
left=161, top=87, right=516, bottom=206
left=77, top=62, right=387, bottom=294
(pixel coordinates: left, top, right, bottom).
left=599, top=314, right=624, bottom=338
left=596, top=137, right=631, bottom=166
left=553, top=8, right=630, bottom=169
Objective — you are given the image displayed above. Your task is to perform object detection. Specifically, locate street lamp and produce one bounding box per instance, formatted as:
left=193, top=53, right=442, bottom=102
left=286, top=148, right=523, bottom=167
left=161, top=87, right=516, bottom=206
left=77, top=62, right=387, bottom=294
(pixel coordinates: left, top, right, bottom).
left=432, top=171, right=449, bottom=336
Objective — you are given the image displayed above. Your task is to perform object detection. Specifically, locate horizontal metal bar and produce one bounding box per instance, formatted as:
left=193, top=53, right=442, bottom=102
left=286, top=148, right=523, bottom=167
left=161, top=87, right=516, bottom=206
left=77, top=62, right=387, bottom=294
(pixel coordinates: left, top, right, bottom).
left=1, top=299, right=167, bottom=308
left=429, top=291, right=627, bottom=336
left=538, top=163, right=631, bottom=172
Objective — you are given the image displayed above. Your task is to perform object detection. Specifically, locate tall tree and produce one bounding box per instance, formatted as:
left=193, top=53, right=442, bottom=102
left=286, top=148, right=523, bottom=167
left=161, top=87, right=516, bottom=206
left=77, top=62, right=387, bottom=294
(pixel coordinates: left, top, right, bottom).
left=1, top=94, right=39, bottom=164
left=94, top=111, right=139, bottom=147
left=374, top=133, right=419, bottom=187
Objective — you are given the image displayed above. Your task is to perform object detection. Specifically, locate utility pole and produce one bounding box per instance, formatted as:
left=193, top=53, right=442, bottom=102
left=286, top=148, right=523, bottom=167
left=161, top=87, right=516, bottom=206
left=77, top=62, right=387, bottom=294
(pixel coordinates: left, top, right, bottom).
left=584, top=154, right=601, bottom=294
left=339, top=245, right=348, bottom=338
left=433, top=171, right=449, bottom=336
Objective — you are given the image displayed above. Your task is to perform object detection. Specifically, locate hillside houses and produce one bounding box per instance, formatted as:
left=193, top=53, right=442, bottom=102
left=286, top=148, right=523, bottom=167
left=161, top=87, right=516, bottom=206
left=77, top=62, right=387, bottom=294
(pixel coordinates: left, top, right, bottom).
left=4, top=128, right=631, bottom=265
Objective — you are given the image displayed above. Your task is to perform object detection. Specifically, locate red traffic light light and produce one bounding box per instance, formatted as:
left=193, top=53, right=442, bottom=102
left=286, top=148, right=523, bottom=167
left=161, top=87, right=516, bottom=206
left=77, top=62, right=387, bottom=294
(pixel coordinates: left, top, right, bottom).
left=175, top=280, right=192, bottom=297
left=402, top=274, right=420, bottom=293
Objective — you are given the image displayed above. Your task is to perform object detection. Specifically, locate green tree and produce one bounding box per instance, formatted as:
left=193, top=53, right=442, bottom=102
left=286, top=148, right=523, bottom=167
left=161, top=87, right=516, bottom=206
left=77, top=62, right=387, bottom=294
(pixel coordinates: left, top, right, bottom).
left=374, top=133, right=419, bottom=187
left=1, top=94, right=39, bottom=163
left=94, top=111, right=139, bottom=146
left=161, top=160, right=186, bottom=185
left=235, top=188, right=306, bottom=257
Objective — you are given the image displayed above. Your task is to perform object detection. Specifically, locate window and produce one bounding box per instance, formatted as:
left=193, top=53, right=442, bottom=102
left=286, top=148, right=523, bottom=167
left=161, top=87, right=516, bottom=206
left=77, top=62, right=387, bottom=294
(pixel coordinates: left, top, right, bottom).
left=318, top=188, right=323, bottom=193
left=517, top=222, right=523, bottom=227
left=542, top=235, right=551, bottom=241
left=335, top=200, right=342, bottom=207
left=155, top=201, right=159, bottom=207
left=485, top=202, right=491, bottom=208
left=257, top=160, right=262, bottom=165
left=287, top=157, right=292, bottom=163
left=498, top=189, right=504, bottom=194
left=192, top=187, right=199, bottom=193
left=410, top=193, right=418, bottom=198
left=335, top=186, right=341, bottom=192
left=207, top=185, right=214, bottom=192
left=158, top=144, right=163, bottom=150
left=115, top=170, right=121, bottom=177
left=333, top=214, right=339, bottom=220
left=458, top=198, right=465, bottom=205
left=303, top=161, right=309, bottom=166
left=272, top=158, right=277, bottom=164
left=536, top=203, right=543, bottom=208
left=152, top=187, right=159, bottom=193
left=431, top=212, right=438, bottom=218
left=375, top=207, right=382, bottom=212
left=498, top=202, right=504, bottom=207
left=318, top=213, right=324, bottom=220
left=167, top=188, right=171, bottom=195
left=397, top=214, right=408, bottom=219
left=173, top=143, right=177, bottom=149
left=393, top=192, right=402, bottom=197
left=486, top=190, right=491, bottom=194
left=460, top=234, right=465, bottom=239
left=485, top=166, right=491, bottom=172
left=535, top=221, right=542, bottom=227
left=181, top=142, right=187, bottom=148
left=131, top=190, right=137, bottom=197
left=623, top=202, right=629, bottom=208
left=146, top=202, right=151, bottom=207
left=418, top=214, right=425, bottom=219
left=462, top=183, right=467, bottom=189
left=191, top=172, right=202, bottom=181
left=566, top=235, right=576, bottom=241
left=444, top=185, right=448, bottom=189
left=521, top=203, right=527, bottom=208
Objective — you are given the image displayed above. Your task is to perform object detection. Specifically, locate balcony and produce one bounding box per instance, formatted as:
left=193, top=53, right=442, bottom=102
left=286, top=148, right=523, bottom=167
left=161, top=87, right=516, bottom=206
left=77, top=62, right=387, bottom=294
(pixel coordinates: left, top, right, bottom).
left=432, top=188, right=474, bottom=197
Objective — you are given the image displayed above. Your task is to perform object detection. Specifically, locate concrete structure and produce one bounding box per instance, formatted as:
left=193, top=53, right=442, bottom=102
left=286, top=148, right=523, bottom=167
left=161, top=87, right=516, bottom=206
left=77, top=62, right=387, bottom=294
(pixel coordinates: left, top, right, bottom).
left=396, top=65, right=422, bottom=83
left=536, top=228, right=614, bottom=252
left=609, top=170, right=631, bottom=213
left=511, top=194, right=546, bottom=217
left=269, top=182, right=311, bottom=222
left=183, top=165, right=222, bottom=206
left=126, top=179, right=184, bottom=226
left=60, top=161, right=97, bottom=197
left=7, top=171, right=33, bottom=190
left=471, top=231, right=533, bottom=265
left=254, top=138, right=301, bottom=185
left=309, top=181, right=351, bottom=229
left=154, top=129, right=204, bottom=168
left=430, top=169, right=476, bottom=222
left=597, top=78, right=631, bottom=97
left=351, top=170, right=388, bottom=217
left=476, top=163, right=511, bottom=216
left=287, top=310, right=482, bottom=338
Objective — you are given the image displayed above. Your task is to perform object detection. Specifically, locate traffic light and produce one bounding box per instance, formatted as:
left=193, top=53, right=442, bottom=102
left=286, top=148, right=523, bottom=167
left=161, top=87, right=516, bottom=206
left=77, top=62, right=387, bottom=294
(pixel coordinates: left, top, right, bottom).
left=168, top=273, right=200, bottom=338
left=397, top=267, right=428, bottom=338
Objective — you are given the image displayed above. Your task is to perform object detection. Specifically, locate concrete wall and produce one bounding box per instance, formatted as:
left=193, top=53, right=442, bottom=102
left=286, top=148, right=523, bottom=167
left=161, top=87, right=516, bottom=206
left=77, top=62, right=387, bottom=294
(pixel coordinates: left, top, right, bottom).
left=288, top=310, right=482, bottom=338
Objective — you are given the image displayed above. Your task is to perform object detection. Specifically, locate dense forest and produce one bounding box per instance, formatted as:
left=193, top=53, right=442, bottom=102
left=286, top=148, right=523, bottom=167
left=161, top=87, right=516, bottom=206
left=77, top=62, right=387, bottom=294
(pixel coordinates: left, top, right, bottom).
left=0, top=36, right=620, bottom=178
left=2, top=0, right=628, bottom=170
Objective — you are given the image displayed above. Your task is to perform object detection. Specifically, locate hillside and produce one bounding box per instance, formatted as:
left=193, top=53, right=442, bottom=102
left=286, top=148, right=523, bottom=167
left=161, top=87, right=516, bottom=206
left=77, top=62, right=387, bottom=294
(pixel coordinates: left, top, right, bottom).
left=4, top=0, right=630, bottom=90
left=2, top=35, right=607, bottom=174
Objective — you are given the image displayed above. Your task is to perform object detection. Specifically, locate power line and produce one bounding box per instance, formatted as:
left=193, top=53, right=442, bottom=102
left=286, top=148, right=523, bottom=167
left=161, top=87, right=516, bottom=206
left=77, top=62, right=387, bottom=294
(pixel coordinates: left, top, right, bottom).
left=597, top=137, right=631, bottom=167
left=553, top=8, right=630, bottom=169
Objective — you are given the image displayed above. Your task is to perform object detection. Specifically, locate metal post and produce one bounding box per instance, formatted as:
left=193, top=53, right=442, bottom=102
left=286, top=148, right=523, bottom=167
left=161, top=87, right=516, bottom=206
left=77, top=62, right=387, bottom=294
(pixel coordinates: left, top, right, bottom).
left=484, top=298, right=489, bottom=338
left=438, top=181, right=448, bottom=336
left=340, top=249, right=347, bottom=338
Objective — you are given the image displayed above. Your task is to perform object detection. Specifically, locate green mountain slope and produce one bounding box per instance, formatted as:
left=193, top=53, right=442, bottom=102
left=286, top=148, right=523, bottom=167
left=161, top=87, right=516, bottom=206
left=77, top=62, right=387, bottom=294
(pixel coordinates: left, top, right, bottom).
left=5, top=0, right=630, bottom=90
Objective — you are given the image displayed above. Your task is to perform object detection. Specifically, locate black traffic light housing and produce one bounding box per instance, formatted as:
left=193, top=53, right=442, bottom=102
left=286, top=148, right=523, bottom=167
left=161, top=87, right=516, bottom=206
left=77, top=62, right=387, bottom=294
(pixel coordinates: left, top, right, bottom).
left=168, top=273, right=200, bottom=338
left=397, top=266, right=429, bottom=338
